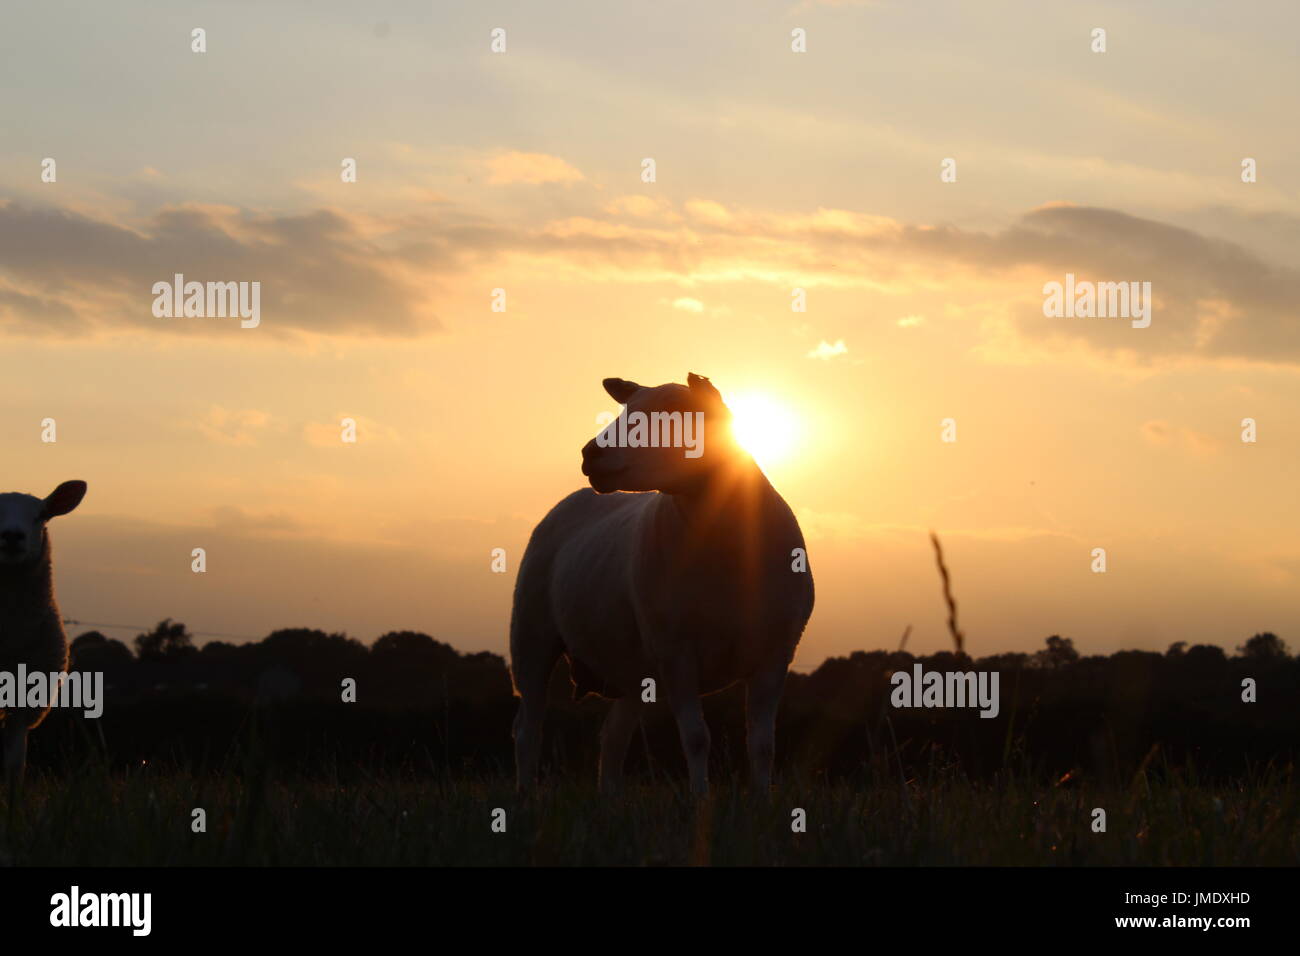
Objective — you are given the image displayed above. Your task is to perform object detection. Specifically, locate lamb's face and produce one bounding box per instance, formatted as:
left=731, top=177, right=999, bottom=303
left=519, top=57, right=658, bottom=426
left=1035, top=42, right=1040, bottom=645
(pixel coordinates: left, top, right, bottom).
left=581, top=374, right=738, bottom=494
left=0, top=494, right=49, bottom=568
left=0, top=481, right=87, bottom=570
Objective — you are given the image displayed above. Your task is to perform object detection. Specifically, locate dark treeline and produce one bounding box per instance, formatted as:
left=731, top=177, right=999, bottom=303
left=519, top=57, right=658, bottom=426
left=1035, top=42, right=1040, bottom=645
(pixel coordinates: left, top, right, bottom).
left=33, top=622, right=1299, bottom=783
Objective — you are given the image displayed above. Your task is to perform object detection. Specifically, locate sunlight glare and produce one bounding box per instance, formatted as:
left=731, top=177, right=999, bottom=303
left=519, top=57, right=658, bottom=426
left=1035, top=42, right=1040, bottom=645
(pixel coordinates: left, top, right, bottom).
left=727, top=392, right=800, bottom=471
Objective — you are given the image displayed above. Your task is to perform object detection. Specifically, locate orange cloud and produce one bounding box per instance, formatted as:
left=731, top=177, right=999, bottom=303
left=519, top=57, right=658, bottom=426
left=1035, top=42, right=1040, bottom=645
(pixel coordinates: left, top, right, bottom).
left=303, top=415, right=400, bottom=448
left=807, top=339, right=849, bottom=360
left=1141, top=420, right=1221, bottom=456
left=194, top=406, right=273, bottom=446
left=485, top=151, right=584, bottom=185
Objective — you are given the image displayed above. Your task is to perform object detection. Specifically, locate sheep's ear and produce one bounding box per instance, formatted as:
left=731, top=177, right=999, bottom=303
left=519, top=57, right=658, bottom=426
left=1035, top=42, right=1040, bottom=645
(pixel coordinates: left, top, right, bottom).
left=42, top=480, right=87, bottom=519
left=602, top=378, right=642, bottom=403
left=687, top=372, right=722, bottom=402
left=687, top=372, right=729, bottom=417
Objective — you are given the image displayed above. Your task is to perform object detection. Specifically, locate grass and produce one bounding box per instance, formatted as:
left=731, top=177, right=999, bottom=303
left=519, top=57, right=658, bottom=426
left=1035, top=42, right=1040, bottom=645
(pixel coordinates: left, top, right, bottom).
left=3, top=761, right=1297, bottom=866
left=6, top=535, right=1294, bottom=867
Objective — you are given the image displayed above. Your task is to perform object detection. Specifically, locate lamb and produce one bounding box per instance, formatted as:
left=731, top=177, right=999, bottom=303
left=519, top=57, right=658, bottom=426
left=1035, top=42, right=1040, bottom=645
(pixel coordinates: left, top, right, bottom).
left=0, top=480, right=87, bottom=783
left=509, top=375, right=813, bottom=795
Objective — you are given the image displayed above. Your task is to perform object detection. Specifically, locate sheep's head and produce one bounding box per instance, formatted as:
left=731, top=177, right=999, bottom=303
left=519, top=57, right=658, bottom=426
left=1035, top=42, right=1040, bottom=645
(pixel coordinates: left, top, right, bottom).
left=0, top=480, right=87, bottom=570
left=581, top=374, right=741, bottom=494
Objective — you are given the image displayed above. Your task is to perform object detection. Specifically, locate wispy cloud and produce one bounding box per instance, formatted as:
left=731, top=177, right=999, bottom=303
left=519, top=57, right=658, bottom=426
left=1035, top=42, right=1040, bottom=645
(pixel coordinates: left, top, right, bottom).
left=485, top=151, right=584, bottom=186
left=194, top=406, right=273, bottom=446
left=807, top=339, right=849, bottom=360
left=1140, top=420, right=1221, bottom=457
left=0, top=200, right=442, bottom=339
left=302, top=414, right=400, bottom=448
left=7, top=194, right=1300, bottom=367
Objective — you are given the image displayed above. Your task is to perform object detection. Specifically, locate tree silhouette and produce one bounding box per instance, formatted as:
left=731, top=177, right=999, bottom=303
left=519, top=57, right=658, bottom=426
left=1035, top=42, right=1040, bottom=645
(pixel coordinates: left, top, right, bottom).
left=1184, top=644, right=1227, bottom=668
left=34, top=620, right=1298, bottom=783
left=1237, top=632, right=1290, bottom=660
left=134, top=618, right=196, bottom=661
left=69, top=630, right=135, bottom=676
left=1035, top=635, right=1079, bottom=669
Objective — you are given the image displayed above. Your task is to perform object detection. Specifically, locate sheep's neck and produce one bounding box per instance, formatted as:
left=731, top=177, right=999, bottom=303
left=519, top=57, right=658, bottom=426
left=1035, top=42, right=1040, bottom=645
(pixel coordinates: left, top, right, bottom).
left=0, top=556, right=55, bottom=611
left=665, top=458, right=779, bottom=551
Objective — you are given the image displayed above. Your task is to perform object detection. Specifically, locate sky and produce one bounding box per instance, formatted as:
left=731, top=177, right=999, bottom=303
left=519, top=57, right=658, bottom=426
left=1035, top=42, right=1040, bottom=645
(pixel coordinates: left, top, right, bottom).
left=3, top=0, right=1299, bottom=669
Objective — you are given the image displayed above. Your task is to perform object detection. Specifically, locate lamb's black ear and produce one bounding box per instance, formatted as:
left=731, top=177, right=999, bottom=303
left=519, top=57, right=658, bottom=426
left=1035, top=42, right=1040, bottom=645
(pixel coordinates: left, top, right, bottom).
left=602, top=378, right=642, bottom=403
left=42, top=480, right=87, bottom=519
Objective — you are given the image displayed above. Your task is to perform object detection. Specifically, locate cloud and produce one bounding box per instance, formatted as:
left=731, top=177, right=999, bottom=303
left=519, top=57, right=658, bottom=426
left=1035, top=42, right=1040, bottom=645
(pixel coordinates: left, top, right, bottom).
left=303, top=414, right=400, bottom=448
left=7, top=192, right=1300, bottom=366
left=671, top=297, right=705, bottom=313
left=806, top=339, right=848, bottom=360
left=1140, top=420, right=1221, bottom=457
left=897, top=314, right=924, bottom=328
left=604, top=195, right=680, bottom=221
left=485, top=151, right=584, bottom=185
left=997, top=205, right=1300, bottom=364
left=0, top=200, right=443, bottom=339
left=511, top=201, right=1300, bottom=366
left=207, top=505, right=302, bottom=534
left=194, top=406, right=273, bottom=446
left=683, top=199, right=733, bottom=226
left=0, top=282, right=85, bottom=334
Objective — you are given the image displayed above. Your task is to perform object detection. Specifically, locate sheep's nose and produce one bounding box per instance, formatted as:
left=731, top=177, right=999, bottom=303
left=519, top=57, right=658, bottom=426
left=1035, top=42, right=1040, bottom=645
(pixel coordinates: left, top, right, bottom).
left=0, top=530, right=24, bottom=544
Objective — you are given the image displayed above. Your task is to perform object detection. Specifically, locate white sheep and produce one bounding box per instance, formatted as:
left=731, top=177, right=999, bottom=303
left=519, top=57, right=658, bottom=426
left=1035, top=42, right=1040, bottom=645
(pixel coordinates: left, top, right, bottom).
left=510, top=375, right=814, bottom=795
left=0, top=480, right=87, bottom=783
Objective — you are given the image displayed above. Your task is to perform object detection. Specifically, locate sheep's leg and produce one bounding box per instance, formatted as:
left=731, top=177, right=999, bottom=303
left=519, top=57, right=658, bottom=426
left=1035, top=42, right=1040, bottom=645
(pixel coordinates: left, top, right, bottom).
left=510, top=633, right=562, bottom=793
left=661, top=657, right=710, bottom=796
left=745, top=658, right=788, bottom=793
left=2, top=720, right=27, bottom=786
left=597, top=695, right=643, bottom=794
left=512, top=697, right=545, bottom=792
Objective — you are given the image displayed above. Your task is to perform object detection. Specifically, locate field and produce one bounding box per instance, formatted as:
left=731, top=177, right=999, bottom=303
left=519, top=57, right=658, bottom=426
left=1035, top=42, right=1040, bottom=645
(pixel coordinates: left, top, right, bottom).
left=4, top=763, right=1296, bottom=866
left=14, top=621, right=1300, bottom=867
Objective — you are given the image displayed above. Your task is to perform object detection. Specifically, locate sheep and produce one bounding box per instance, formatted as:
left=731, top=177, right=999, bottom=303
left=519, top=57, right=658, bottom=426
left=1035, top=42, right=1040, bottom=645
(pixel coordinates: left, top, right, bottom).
left=509, top=375, right=813, bottom=795
left=0, top=480, right=87, bottom=783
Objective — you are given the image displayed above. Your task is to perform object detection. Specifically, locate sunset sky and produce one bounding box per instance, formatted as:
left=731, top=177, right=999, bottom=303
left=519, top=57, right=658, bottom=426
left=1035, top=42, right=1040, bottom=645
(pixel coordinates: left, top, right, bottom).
left=3, top=0, right=1299, bottom=668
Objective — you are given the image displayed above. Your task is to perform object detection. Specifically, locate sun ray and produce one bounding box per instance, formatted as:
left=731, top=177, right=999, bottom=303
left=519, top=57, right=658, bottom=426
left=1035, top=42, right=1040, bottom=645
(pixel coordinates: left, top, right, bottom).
left=727, top=392, right=800, bottom=472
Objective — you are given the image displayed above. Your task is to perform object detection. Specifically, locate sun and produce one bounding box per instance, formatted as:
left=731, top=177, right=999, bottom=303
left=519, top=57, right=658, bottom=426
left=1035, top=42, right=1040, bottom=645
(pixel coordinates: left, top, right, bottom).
left=727, top=392, right=800, bottom=471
